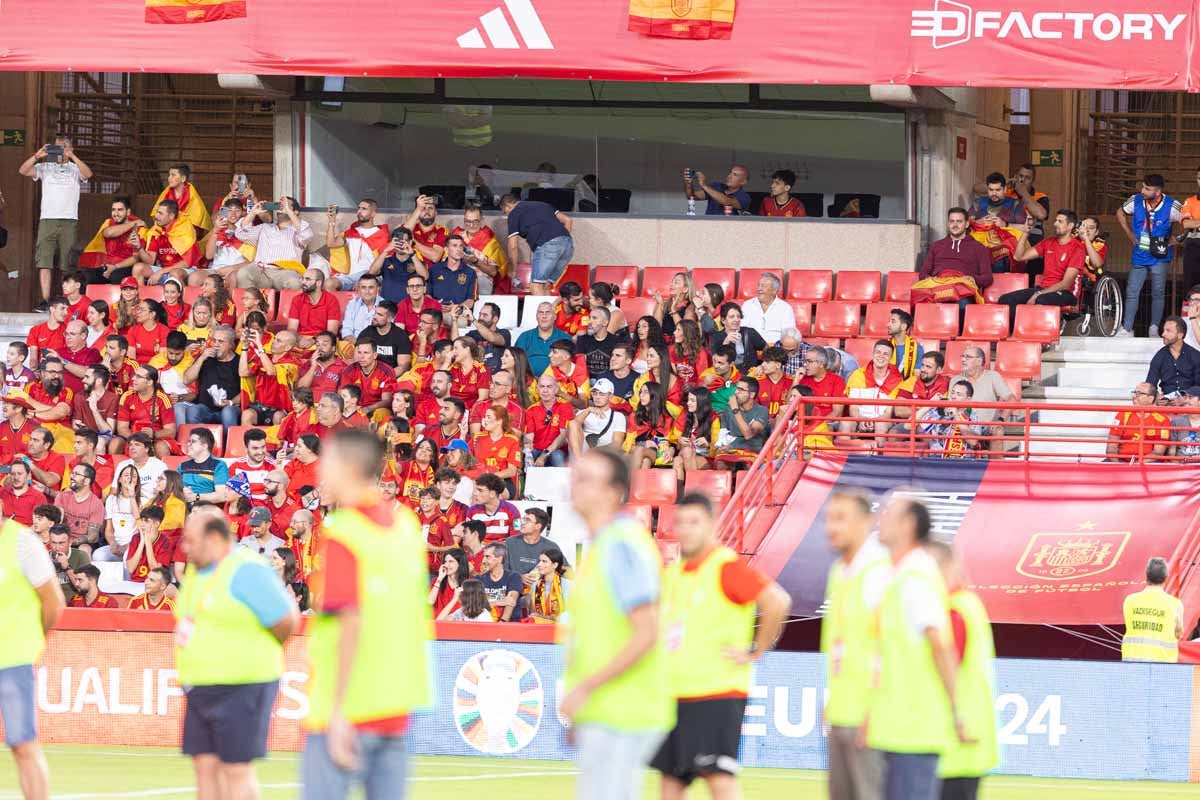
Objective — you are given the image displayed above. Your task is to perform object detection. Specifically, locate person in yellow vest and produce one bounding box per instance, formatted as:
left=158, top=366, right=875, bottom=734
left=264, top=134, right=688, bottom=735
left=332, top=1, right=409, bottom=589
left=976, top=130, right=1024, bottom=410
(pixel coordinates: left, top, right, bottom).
left=868, top=497, right=966, bottom=800
left=927, top=541, right=998, bottom=800
left=821, top=488, right=889, bottom=800
left=302, top=428, right=432, bottom=799
left=174, top=507, right=299, bottom=800
left=560, top=448, right=675, bottom=800
left=651, top=492, right=789, bottom=799
left=1122, top=557, right=1184, bottom=663
left=0, top=518, right=65, bottom=800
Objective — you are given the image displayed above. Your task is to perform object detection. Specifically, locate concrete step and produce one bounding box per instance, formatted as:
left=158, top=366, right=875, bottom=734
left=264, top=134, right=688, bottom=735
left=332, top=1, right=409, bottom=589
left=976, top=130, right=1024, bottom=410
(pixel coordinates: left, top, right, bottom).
left=0, top=313, right=42, bottom=340
left=1054, top=366, right=1147, bottom=390
left=1056, top=335, right=1162, bottom=355
left=1028, top=385, right=1131, bottom=403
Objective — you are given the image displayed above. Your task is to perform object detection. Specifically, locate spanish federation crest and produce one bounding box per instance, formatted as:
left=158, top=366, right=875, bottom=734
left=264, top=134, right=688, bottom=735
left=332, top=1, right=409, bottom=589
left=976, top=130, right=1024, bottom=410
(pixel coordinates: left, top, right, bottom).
left=1016, top=531, right=1131, bottom=581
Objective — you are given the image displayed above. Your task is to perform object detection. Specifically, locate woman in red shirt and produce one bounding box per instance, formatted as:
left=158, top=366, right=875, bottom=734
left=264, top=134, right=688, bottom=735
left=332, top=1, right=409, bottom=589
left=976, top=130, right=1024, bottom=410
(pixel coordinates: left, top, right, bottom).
left=283, top=433, right=321, bottom=498
left=235, top=288, right=271, bottom=338
left=201, top=273, right=237, bottom=327
left=428, top=547, right=470, bottom=617
left=669, top=318, right=709, bottom=385
left=112, top=280, right=140, bottom=334
left=449, top=337, right=490, bottom=410
left=160, top=277, right=191, bottom=330
left=471, top=405, right=522, bottom=488
left=127, top=299, right=169, bottom=363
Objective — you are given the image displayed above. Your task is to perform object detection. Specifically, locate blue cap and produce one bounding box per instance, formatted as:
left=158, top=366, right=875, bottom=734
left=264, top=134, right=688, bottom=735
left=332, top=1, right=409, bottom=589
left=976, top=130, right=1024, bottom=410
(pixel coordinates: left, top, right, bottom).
left=440, top=438, right=470, bottom=453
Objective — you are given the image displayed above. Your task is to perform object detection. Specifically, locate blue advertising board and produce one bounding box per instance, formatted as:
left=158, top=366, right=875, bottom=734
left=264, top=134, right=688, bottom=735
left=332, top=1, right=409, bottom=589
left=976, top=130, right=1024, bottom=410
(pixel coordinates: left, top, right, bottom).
left=410, top=642, right=1198, bottom=783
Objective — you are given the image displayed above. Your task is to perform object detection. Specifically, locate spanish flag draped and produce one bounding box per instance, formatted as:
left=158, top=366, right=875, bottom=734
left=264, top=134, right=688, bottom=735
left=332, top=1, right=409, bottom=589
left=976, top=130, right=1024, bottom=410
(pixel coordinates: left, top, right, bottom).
left=629, top=0, right=735, bottom=39
left=329, top=223, right=391, bottom=275
left=148, top=217, right=203, bottom=269
left=910, top=272, right=984, bottom=305
left=145, top=0, right=246, bottom=24
left=451, top=224, right=511, bottom=292
left=197, top=227, right=256, bottom=265
left=79, top=216, right=143, bottom=269
left=151, top=183, right=212, bottom=235
left=968, top=220, right=1022, bottom=264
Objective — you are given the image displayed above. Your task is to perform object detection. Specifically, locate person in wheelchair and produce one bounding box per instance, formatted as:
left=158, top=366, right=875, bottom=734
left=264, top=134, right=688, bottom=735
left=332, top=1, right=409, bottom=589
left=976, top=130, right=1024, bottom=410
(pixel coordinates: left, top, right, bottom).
left=998, top=211, right=1085, bottom=328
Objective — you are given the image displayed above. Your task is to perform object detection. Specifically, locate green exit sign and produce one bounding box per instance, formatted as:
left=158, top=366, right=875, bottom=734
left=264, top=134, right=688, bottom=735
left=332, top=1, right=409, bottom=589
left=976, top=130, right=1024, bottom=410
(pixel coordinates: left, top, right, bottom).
left=1032, top=149, right=1063, bottom=167
left=0, top=129, right=26, bottom=147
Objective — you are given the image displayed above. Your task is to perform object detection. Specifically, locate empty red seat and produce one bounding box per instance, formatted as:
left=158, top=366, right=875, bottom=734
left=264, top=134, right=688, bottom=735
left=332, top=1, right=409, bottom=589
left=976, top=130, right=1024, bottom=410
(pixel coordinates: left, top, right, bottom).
left=785, top=270, right=834, bottom=302
left=843, top=338, right=878, bottom=370
left=691, top=268, right=737, bottom=301
left=655, top=505, right=679, bottom=540
left=737, top=268, right=786, bottom=300
left=276, top=289, right=302, bottom=320
left=628, top=504, right=654, bottom=531
left=141, top=285, right=165, bottom=303
left=85, top=285, right=121, bottom=305
left=1004, top=376, right=1023, bottom=401
left=913, top=303, right=960, bottom=340
left=160, top=455, right=187, bottom=471
left=961, top=304, right=1010, bottom=341
left=995, top=340, right=1042, bottom=381
left=862, top=303, right=895, bottom=338
left=983, top=272, right=1030, bottom=304
left=944, top=340, right=987, bottom=370
left=177, top=424, right=224, bottom=457
left=787, top=301, right=813, bottom=335
left=617, top=297, right=657, bottom=329
left=683, top=471, right=733, bottom=505
left=557, top=263, right=590, bottom=291
left=1012, top=306, right=1061, bottom=344
left=631, top=469, right=677, bottom=505
left=593, top=265, right=639, bottom=297
left=835, top=271, right=882, bottom=303
left=224, top=425, right=267, bottom=459
left=885, top=271, right=919, bottom=303
left=812, top=302, right=861, bottom=339
left=640, top=267, right=683, bottom=298
left=183, top=286, right=204, bottom=307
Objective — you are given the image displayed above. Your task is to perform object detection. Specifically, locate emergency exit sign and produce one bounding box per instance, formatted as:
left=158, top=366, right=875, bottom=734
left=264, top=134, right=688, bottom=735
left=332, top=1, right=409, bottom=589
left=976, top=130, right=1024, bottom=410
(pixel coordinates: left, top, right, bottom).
left=0, top=129, right=26, bottom=147
left=1032, top=149, right=1063, bottom=167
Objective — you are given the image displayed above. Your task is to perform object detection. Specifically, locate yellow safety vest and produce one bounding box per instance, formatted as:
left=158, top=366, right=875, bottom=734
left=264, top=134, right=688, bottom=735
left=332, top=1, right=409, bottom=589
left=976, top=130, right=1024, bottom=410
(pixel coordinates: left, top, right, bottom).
left=307, top=505, right=433, bottom=730
left=174, top=547, right=285, bottom=686
left=661, top=546, right=757, bottom=699
left=939, top=589, right=999, bottom=779
left=821, top=543, right=889, bottom=728
left=1121, top=587, right=1180, bottom=663
left=0, top=520, right=47, bottom=671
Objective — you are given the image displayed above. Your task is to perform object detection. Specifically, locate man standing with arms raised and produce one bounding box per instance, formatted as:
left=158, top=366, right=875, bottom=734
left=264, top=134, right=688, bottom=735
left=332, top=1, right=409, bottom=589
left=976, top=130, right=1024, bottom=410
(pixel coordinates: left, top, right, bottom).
left=304, top=428, right=432, bottom=799
left=561, top=448, right=674, bottom=800
left=651, top=492, right=789, bottom=800
left=174, top=507, right=299, bottom=800
left=0, top=514, right=65, bottom=800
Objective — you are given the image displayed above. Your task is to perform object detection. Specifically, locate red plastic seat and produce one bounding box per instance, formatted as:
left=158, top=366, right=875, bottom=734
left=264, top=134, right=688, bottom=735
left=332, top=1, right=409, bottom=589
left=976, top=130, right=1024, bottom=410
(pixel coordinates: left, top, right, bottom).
left=737, top=268, right=786, bottom=300
left=276, top=290, right=303, bottom=321
left=785, top=270, right=834, bottom=302
left=787, top=300, right=813, bottom=335
left=812, top=301, right=862, bottom=339
left=631, top=469, right=677, bottom=505
left=835, top=271, right=882, bottom=303
left=944, top=340, right=987, bottom=370
left=617, top=297, right=657, bottom=329
left=682, top=471, right=733, bottom=505
left=1004, top=376, right=1023, bottom=401
left=182, top=286, right=203, bottom=307
left=913, top=303, right=960, bottom=340
left=961, top=304, right=1010, bottom=341
left=628, top=504, right=654, bottom=531
left=804, top=337, right=839, bottom=347
left=657, top=539, right=681, bottom=564
left=843, top=338, right=878, bottom=370
left=640, top=267, right=684, bottom=298
left=884, top=271, right=919, bottom=303
left=513, top=263, right=533, bottom=293
left=556, top=263, right=590, bottom=292
left=177, top=424, right=224, bottom=457
left=331, top=291, right=353, bottom=313
left=141, top=285, right=165, bottom=303
left=1012, top=306, right=1061, bottom=344
left=862, top=303, right=895, bottom=338
left=160, top=455, right=187, bottom=471
left=995, top=340, right=1042, bottom=381
left=85, top=285, right=121, bottom=306
left=655, top=505, right=679, bottom=540
left=691, top=268, right=737, bottom=301
left=983, top=272, right=1030, bottom=304
left=593, top=265, right=640, bottom=297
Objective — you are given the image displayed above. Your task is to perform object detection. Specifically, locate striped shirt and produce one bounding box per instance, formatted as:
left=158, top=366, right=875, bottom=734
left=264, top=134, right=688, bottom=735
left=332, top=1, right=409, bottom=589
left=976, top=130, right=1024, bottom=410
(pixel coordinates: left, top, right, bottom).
left=465, top=500, right=522, bottom=542
left=235, top=220, right=313, bottom=266
left=227, top=456, right=276, bottom=502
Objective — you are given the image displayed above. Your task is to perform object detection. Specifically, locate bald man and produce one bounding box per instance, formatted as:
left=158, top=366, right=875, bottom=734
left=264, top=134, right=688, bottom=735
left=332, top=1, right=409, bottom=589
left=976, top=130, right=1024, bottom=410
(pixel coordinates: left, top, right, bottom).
left=684, top=165, right=751, bottom=215
left=57, top=319, right=102, bottom=394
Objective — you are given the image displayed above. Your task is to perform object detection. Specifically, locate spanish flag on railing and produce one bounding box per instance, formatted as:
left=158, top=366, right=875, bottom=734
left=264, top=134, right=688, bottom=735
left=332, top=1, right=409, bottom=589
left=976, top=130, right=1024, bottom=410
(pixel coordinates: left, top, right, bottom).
left=329, top=223, right=392, bottom=275
left=145, top=0, right=246, bottom=24
left=628, top=0, right=735, bottom=39
left=79, top=217, right=144, bottom=270
left=151, top=182, right=212, bottom=237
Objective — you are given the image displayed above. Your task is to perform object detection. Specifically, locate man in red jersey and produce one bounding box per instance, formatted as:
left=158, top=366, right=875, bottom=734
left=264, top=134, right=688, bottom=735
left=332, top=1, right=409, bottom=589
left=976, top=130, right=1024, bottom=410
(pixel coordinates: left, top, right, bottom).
left=129, top=566, right=176, bottom=611
left=338, top=339, right=395, bottom=424
left=758, top=169, right=807, bottom=218
left=114, top=365, right=179, bottom=458
left=24, top=357, right=74, bottom=456
left=754, top=346, right=794, bottom=416
left=798, top=346, right=846, bottom=422
left=26, top=296, right=69, bottom=366
left=0, top=391, right=37, bottom=465
left=68, top=564, right=117, bottom=608
left=298, top=331, right=349, bottom=401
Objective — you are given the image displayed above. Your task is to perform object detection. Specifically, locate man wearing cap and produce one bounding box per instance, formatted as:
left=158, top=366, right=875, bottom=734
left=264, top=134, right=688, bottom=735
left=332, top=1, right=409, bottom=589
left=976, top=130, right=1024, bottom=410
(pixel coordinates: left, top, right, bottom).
left=0, top=391, right=38, bottom=466
left=441, top=438, right=471, bottom=459
left=239, top=506, right=285, bottom=557
left=568, top=377, right=626, bottom=459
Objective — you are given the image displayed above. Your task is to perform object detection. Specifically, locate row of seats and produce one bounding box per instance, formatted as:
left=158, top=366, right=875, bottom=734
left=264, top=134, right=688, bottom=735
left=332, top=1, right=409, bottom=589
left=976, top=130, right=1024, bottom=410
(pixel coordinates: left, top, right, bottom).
left=806, top=302, right=1060, bottom=345
left=830, top=338, right=1041, bottom=382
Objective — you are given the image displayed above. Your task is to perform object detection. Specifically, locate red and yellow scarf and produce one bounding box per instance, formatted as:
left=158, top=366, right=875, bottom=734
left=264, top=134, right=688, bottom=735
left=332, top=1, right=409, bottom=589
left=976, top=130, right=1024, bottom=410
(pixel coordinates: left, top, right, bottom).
left=330, top=222, right=391, bottom=275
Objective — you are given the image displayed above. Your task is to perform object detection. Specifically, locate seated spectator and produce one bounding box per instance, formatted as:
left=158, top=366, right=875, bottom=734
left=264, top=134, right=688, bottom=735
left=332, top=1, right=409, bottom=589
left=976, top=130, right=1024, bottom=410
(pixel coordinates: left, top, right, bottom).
left=283, top=433, right=321, bottom=498
left=632, top=344, right=682, bottom=413
left=160, top=277, right=191, bottom=330
left=753, top=346, right=794, bottom=416
left=125, top=505, right=173, bottom=583
left=589, top=282, right=628, bottom=335
left=651, top=272, right=696, bottom=341
left=568, top=378, right=626, bottom=459
left=453, top=203, right=509, bottom=294
left=429, top=547, right=472, bottom=617
left=69, top=563, right=116, bottom=608
left=413, top=370, right=452, bottom=433
left=504, top=507, right=561, bottom=584
left=241, top=328, right=302, bottom=426
left=114, top=365, right=179, bottom=458
left=58, top=272, right=88, bottom=324
left=234, top=196, right=310, bottom=291
left=467, top=473, right=522, bottom=540
left=899, top=352, right=951, bottom=416
left=1147, top=316, right=1200, bottom=400
left=177, top=324, right=241, bottom=428
left=129, top=566, right=175, bottom=611
left=478, top=542, right=524, bottom=621
left=916, top=380, right=983, bottom=457
left=85, top=301, right=117, bottom=350
left=709, top=303, right=765, bottom=372
left=227, top=427, right=274, bottom=503
left=625, top=380, right=678, bottom=469
left=67, top=427, right=113, bottom=499
left=913, top=207, right=993, bottom=307
left=283, top=508, right=319, bottom=584
left=841, top=340, right=904, bottom=451
left=177, top=298, right=214, bottom=345
left=153, top=163, right=210, bottom=237
left=886, top=309, right=923, bottom=380
left=429, top=234, right=478, bottom=315
left=325, top=198, right=389, bottom=293
left=404, top=194, right=449, bottom=270
left=525, top=374, right=574, bottom=468
left=776, top=328, right=810, bottom=378
left=949, top=345, right=1017, bottom=451
left=297, top=330, right=349, bottom=401
left=372, top=227, right=425, bottom=307
left=528, top=546, right=570, bottom=623
left=669, top=319, right=709, bottom=386
left=424, top=397, right=466, bottom=450
left=179, top=427, right=229, bottom=506
left=544, top=340, right=589, bottom=411
left=759, top=169, right=806, bottom=217
left=27, top=296, right=68, bottom=366
left=971, top=171, right=1022, bottom=226
left=25, top=426, right=67, bottom=496
left=78, top=196, right=144, bottom=285
left=1107, top=382, right=1171, bottom=463
left=112, top=279, right=141, bottom=334
left=740, top=273, right=792, bottom=343
left=554, top=281, right=590, bottom=337
left=444, top=579, right=493, bottom=623
left=135, top=199, right=202, bottom=286
left=199, top=197, right=254, bottom=287
left=125, top=299, right=169, bottom=364
left=339, top=274, right=383, bottom=354
left=630, top=314, right=667, bottom=367
left=339, top=338, right=395, bottom=425
left=1169, top=387, right=1200, bottom=461
left=200, top=273, right=238, bottom=327
left=516, top=302, right=572, bottom=376
left=5, top=342, right=36, bottom=394
left=95, top=463, right=141, bottom=562
left=596, top=345, right=638, bottom=414
left=151, top=332, right=196, bottom=417
left=391, top=438, right=437, bottom=507
left=715, top=377, right=770, bottom=467
left=149, top=470, right=187, bottom=546
left=448, top=337, right=490, bottom=411
left=47, top=523, right=89, bottom=602
left=112, top=432, right=167, bottom=504
left=672, top=385, right=719, bottom=485
left=683, top=165, right=751, bottom=215
left=410, top=310, right=455, bottom=366
left=799, top=347, right=847, bottom=421
left=100, top=334, right=139, bottom=396
left=697, top=344, right=741, bottom=412
left=789, top=384, right=834, bottom=453
left=468, top=370, right=525, bottom=437
left=287, top=269, right=343, bottom=350
left=462, top=302, right=509, bottom=375
left=0, top=390, right=37, bottom=464
left=357, top=300, right=413, bottom=373
left=470, top=406, right=522, bottom=489
left=30, top=505, right=60, bottom=545
left=1000, top=211, right=1086, bottom=327
left=413, top=486, right=456, bottom=574
left=23, top=359, right=73, bottom=456
left=260, top=469, right=300, bottom=541
left=693, top=282, right=725, bottom=338
left=239, top=505, right=285, bottom=556
left=277, top=388, right=319, bottom=452
left=395, top=274, right=444, bottom=335
left=576, top=306, right=623, bottom=378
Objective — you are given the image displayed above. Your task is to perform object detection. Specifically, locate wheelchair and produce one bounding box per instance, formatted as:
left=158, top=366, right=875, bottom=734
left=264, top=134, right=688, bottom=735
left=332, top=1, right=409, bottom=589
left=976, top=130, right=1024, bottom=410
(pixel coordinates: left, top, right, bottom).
left=1062, top=272, right=1123, bottom=337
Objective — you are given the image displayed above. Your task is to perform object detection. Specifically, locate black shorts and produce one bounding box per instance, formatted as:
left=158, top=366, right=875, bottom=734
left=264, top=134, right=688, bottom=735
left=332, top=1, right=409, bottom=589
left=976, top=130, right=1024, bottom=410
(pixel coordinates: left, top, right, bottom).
left=246, top=403, right=281, bottom=422
left=650, top=697, right=746, bottom=786
left=182, top=680, right=278, bottom=764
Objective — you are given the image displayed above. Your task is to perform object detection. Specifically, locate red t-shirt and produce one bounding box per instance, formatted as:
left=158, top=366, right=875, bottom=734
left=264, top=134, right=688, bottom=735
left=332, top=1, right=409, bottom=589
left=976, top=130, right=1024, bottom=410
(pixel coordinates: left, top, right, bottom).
left=395, top=295, right=443, bottom=334
left=125, top=531, right=175, bottom=581
left=759, top=196, right=807, bottom=217
left=413, top=396, right=443, bottom=430
left=109, top=358, right=139, bottom=394
left=339, top=362, right=395, bottom=410
left=524, top=401, right=574, bottom=451
left=258, top=497, right=301, bottom=541
left=1034, top=237, right=1086, bottom=295
left=799, top=371, right=846, bottom=418
left=277, top=409, right=319, bottom=448
left=118, top=389, right=174, bottom=435
left=903, top=374, right=952, bottom=401
left=439, top=499, right=469, bottom=532
left=471, top=432, right=523, bottom=475
left=71, top=390, right=119, bottom=433
left=468, top=398, right=526, bottom=435
left=129, top=593, right=176, bottom=611
left=28, top=450, right=67, bottom=489
left=418, top=507, right=456, bottom=573
left=59, top=346, right=101, bottom=394
left=284, top=457, right=319, bottom=499
left=288, top=291, right=343, bottom=338
left=449, top=361, right=491, bottom=409
left=65, top=295, right=91, bottom=323
left=0, top=485, right=48, bottom=525
left=70, top=592, right=117, bottom=608
left=756, top=373, right=794, bottom=416
left=127, top=323, right=169, bottom=363
left=27, top=383, right=73, bottom=428
left=0, top=419, right=35, bottom=465
left=27, top=322, right=66, bottom=355
left=305, top=359, right=349, bottom=402
left=162, top=302, right=191, bottom=330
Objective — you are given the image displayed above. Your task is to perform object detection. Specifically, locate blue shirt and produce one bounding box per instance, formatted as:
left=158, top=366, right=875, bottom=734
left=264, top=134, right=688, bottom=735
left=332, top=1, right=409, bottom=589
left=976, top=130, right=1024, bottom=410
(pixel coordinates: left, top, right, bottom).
left=428, top=261, right=477, bottom=306
left=601, top=524, right=661, bottom=613
left=507, top=200, right=569, bottom=250
left=515, top=326, right=571, bottom=376
left=1147, top=343, right=1200, bottom=396
left=179, top=456, right=229, bottom=497
left=195, top=556, right=293, bottom=628
left=705, top=183, right=752, bottom=216
left=378, top=254, right=417, bottom=303
left=970, top=195, right=1022, bottom=226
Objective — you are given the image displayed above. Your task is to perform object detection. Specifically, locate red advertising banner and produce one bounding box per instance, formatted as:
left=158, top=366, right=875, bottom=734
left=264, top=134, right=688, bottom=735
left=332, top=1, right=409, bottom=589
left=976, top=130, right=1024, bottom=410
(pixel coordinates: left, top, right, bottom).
left=0, top=0, right=1194, bottom=89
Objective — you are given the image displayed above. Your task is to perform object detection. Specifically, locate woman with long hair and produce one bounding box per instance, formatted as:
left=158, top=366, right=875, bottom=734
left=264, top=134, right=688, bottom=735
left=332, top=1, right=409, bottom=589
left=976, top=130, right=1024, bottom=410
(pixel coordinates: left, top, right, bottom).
left=633, top=343, right=683, bottom=412
left=529, top=547, right=570, bottom=623
left=160, top=277, right=191, bottom=330
left=430, top=548, right=471, bottom=618
left=625, top=380, right=678, bottom=469
left=673, top=386, right=719, bottom=482
left=631, top=315, right=668, bottom=367
left=1078, top=215, right=1108, bottom=275
left=235, top=288, right=270, bottom=337
left=395, top=438, right=438, bottom=508
left=588, top=281, right=627, bottom=335
left=447, top=578, right=494, bottom=622
left=653, top=271, right=697, bottom=339
left=129, top=299, right=169, bottom=363
left=97, top=463, right=141, bottom=562
left=694, top=282, right=726, bottom=337
left=271, top=546, right=299, bottom=584
left=85, top=300, right=117, bottom=348
left=202, top=272, right=237, bottom=326
left=113, top=281, right=140, bottom=334
left=472, top=405, right=522, bottom=496
left=669, top=318, right=709, bottom=384
left=500, top=347, right=535, bottom=407
left=443, top=446, right=484, bottom=482
left=148, top=470, right=188, bottom=548
left=179, top=297, right=214, bottom=344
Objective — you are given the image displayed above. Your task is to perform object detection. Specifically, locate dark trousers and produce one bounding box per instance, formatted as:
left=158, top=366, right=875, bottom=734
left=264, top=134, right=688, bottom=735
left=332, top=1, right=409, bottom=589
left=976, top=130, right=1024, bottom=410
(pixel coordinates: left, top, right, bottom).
left=998, top=288, right=1076, bottom=327
left=940, top=777, right=980, bottom=800
left=883, top=752, right=939, bottom=800
left=1184, top=242, right=1200, bottom=294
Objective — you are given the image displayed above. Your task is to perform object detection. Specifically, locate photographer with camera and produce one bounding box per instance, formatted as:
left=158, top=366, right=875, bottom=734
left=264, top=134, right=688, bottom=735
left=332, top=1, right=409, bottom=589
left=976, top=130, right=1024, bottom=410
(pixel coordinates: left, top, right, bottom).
left=233, top=195, right=312, bottom=291
left=18, top=134, right=93, bottom=313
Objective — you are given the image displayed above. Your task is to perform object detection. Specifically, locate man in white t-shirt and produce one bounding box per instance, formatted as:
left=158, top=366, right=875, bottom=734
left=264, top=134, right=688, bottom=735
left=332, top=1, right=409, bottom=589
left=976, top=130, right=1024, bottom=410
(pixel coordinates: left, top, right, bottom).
left=325, top=198, right=390, bottom=292
left=567, top=378, right=626, bottom=459
left=18, top=134, right=93, bottom=313
left=740, top=273, right=794, bottom=343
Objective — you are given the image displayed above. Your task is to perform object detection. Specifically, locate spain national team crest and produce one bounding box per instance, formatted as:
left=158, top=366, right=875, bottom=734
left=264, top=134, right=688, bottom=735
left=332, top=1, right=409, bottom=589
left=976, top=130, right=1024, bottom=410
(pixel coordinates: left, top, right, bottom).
left=1016, top=531, right=1131, bottom=581
left=671, top=0, right=693, bottom=17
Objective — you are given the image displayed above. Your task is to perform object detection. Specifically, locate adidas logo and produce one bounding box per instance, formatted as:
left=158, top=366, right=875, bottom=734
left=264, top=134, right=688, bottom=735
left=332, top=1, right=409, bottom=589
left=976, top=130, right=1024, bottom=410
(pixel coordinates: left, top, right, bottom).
left=457, top=0, right=554, bottom=49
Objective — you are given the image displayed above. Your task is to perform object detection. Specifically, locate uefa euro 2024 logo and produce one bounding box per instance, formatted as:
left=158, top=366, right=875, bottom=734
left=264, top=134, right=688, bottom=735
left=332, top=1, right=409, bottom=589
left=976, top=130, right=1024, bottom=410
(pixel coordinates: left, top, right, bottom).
left=453, top=649, right=545, bottom=754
